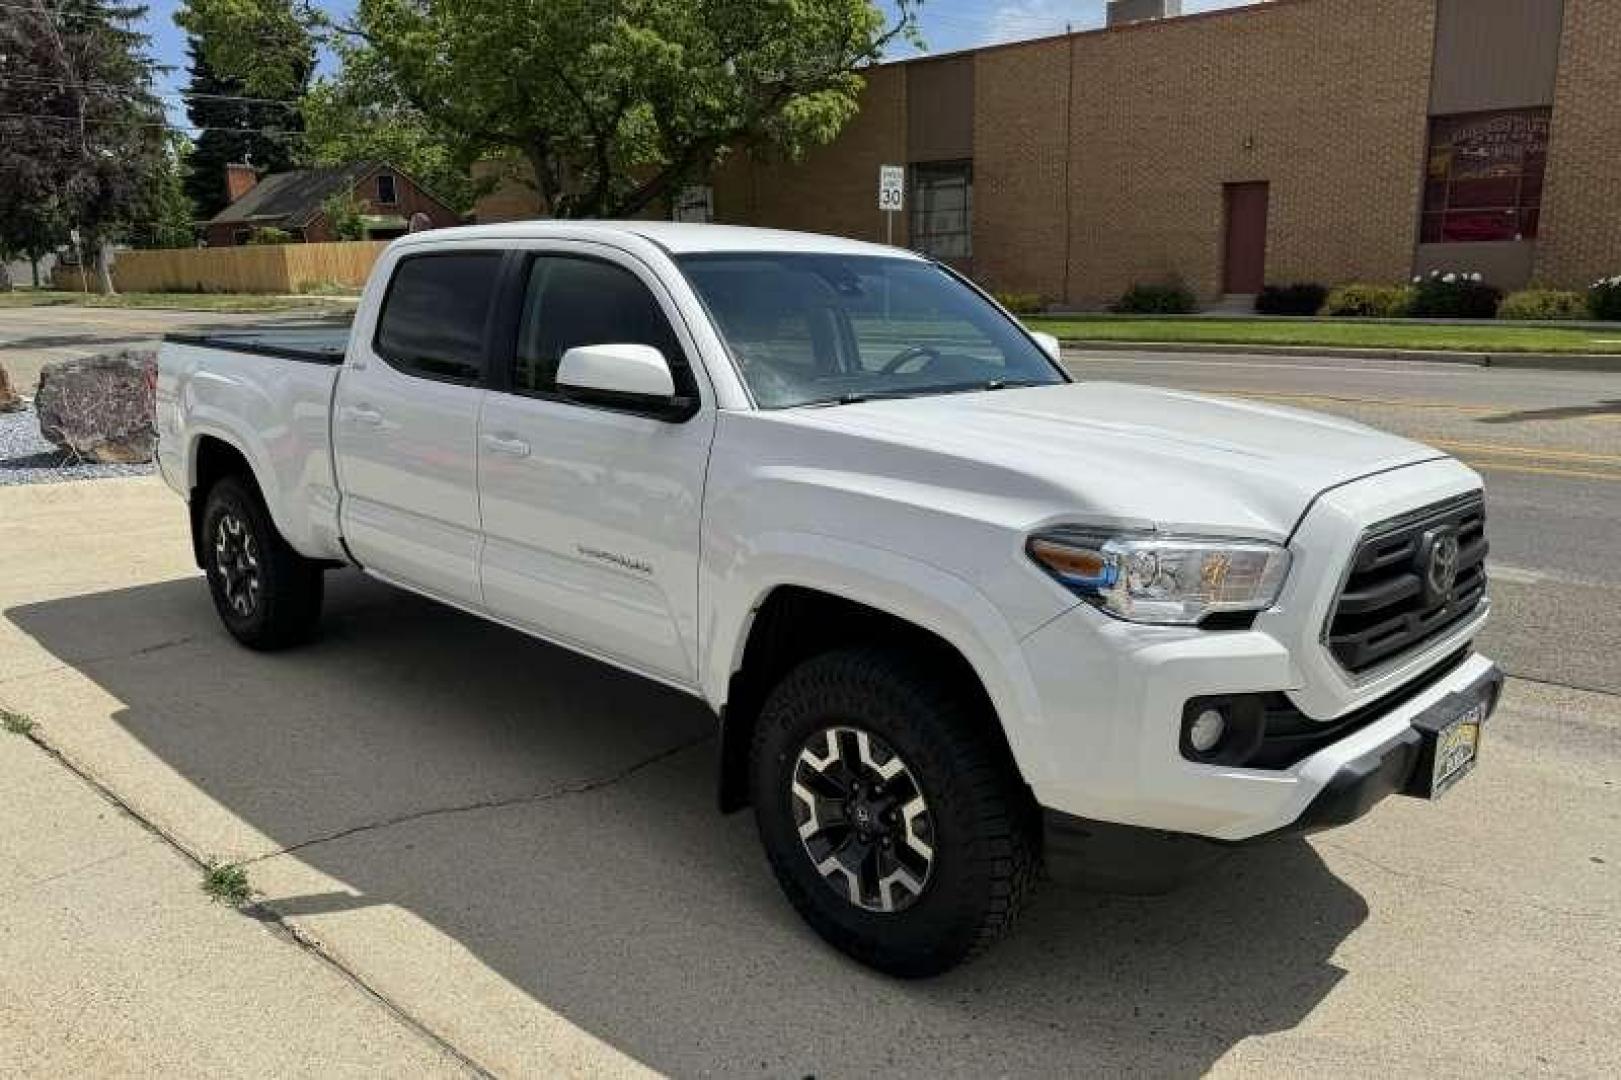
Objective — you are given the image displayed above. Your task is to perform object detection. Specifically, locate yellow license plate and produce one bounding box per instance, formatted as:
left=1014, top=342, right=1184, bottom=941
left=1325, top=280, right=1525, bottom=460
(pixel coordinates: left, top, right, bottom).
left=1431, top=702, right=1486, bottom=796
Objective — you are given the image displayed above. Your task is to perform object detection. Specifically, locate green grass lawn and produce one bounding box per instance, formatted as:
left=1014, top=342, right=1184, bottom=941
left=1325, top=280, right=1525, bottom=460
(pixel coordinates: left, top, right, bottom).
left=1024, top=315, right=1621, bottom=354
left=0, top=290, right=358, bottom=313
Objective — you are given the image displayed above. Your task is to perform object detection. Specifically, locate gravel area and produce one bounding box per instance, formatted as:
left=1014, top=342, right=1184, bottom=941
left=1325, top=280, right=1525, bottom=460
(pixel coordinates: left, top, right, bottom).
left=0, top=404, right=156, bottom=485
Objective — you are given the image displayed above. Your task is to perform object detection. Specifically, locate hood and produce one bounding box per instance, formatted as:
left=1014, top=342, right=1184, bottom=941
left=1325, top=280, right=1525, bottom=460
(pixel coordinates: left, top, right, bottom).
left=763, top=382, right=1445, bottom=539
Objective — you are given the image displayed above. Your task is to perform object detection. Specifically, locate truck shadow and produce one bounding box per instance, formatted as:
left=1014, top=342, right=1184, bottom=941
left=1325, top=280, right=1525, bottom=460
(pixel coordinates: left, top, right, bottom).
left=7, top=572, right=1367, bottom=1077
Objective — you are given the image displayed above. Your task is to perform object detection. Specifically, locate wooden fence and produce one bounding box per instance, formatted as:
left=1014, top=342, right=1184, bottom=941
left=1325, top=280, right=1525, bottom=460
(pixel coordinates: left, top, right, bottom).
left=53, top=241, right=388, bottom=295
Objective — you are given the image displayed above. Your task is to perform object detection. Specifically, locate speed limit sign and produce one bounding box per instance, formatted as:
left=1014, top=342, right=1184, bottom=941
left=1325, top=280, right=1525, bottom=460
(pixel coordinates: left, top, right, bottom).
left=878, top=165, right=905, bottom=212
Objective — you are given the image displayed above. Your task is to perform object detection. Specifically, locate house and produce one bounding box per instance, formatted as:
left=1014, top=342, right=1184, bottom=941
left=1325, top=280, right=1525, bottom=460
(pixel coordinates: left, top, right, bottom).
left=203, top=160, right=462, bottom=247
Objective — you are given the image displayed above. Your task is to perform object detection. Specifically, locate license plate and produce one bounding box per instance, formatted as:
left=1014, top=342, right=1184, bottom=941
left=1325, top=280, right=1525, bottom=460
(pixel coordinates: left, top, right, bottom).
left=1428, top=700, right=1486, bottom=797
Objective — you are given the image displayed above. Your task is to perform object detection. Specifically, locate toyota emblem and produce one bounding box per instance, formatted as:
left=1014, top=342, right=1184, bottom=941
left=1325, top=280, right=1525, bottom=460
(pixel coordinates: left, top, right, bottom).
left=1426, top=531, right=1461, bottom=597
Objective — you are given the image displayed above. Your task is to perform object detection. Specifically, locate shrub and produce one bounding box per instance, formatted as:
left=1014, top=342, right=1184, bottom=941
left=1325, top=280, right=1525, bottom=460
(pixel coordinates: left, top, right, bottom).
left=322, top=192, right=368, bottom=241
left=1255, top=283, right=1328, bottom=316
left=1110, top=279, right=1196, bottom=314
left=1498, top=289, right=1588, bottom=321
left=993, top=291, right=1045, bottom=315
left=1322, top=283, right=1414, bottom=318
left=1408, top=270, right=1501, bottom=318
left=246, top=227, right=294, bottom=246
left=1589, top=276, right=1621, bottom=321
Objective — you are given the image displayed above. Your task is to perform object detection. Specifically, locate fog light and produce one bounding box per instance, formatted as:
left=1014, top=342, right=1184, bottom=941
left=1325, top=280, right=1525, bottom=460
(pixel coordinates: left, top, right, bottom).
left=1188, top=708, right=1227, bottom=754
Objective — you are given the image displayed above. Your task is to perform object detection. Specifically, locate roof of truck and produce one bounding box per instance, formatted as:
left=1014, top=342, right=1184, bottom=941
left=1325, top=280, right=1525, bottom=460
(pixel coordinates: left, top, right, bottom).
left=391, top=221, right=923, bottom=259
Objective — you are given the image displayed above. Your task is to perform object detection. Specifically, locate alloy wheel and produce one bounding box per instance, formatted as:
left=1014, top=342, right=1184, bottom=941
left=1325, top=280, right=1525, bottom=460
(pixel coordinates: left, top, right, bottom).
left=213, top=512, right=262, bottom=617
left=790, top=726, right=936, bottom=913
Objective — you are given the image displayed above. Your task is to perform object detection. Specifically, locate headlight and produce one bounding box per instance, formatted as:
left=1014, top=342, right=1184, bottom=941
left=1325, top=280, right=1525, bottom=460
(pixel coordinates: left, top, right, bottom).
left=1027, top=531, right=1291, bottom=625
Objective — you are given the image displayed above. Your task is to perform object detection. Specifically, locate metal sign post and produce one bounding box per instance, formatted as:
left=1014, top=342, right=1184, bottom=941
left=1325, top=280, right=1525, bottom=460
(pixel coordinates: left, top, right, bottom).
left=878, top=165, right=905, bottom=246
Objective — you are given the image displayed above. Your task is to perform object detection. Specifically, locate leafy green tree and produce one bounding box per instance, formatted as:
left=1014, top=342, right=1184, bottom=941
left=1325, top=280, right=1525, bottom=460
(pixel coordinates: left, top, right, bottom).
left=300, top=46, right=478, bottom=213
left=130, top=135, right=199, bottom=248
left=180, top=36, right=310, bottom=221
left=0, top=0, right=169, bottom=292
left=319, top=190, right=367, bottom=240
left=180, top=0, right=922, bottom=218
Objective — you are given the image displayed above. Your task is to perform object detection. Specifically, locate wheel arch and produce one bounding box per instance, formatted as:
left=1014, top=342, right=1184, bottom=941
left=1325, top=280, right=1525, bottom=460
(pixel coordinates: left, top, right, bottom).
left=715, top=582, right=1036, bottom=814
left=187, top=434, right=268, bottom=568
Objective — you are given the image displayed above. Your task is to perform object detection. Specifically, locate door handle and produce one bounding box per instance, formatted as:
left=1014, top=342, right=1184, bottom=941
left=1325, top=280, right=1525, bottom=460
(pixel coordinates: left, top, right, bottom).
left=481, top=434, right=531, bottom=458
left=345, top=405, right=384, bottom=427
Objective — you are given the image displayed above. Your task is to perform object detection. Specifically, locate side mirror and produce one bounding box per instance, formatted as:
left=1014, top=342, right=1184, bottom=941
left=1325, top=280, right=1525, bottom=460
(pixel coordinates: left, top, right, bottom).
left=556, top=343, right=694, bottom=420
left=1029, top=330, right=1063, bottom=362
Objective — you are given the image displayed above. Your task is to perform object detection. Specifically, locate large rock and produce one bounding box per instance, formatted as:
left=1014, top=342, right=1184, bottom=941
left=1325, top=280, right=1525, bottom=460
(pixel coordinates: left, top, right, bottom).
left=35, top=351, right=158, bottom=463
left=0, top=361, right=23, bottom=413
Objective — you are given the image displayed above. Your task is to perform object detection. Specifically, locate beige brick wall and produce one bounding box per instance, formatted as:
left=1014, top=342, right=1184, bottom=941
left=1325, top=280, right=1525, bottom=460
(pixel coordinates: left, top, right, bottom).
left=1060, top=0, right=1436, bottom=308
left=715, top=65, right=910, bottom=247
left=972, top=38, right=1071, bottom=303
left=1534, top=0, right=1621, bottom=289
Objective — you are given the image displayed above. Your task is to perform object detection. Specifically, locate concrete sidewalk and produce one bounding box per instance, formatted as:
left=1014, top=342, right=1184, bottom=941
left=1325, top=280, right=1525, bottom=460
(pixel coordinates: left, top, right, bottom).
left=0, top=729, right=468, bottom=1076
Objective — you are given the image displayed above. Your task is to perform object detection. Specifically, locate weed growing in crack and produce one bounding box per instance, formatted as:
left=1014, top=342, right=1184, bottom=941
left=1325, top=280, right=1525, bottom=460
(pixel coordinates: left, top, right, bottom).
left=202, top=861, right=254, bottom=906
left=1, top=708, right=35, bottom=736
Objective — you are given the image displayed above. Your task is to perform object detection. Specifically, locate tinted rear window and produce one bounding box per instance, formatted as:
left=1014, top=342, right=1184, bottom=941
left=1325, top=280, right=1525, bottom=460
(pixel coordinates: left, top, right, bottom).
left=375, top=254, right=502, bottom=383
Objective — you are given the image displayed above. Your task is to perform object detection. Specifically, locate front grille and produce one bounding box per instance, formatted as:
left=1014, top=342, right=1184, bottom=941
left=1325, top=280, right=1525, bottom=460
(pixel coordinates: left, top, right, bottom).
left=1325, top=494, right=1488, bottom=674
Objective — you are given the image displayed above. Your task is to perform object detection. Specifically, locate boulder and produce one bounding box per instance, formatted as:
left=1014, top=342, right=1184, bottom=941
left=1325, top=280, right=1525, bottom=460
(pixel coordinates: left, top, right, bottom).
left=34, top=351, right=158, bottom=463
left=0, top=361, right=23, bottom=413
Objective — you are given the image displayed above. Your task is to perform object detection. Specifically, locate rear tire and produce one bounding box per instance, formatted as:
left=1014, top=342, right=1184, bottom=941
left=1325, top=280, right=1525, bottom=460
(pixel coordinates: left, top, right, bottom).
left=200, top=475, right=324, bottom=650
left=750, top=648, right=1039, bottom=977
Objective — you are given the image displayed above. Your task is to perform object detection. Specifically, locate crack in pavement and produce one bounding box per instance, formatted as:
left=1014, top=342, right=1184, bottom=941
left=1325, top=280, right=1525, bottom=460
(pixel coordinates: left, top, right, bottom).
left=0, top=633, right=198, bottom=688
left=246, top=732, right=714, bottom=866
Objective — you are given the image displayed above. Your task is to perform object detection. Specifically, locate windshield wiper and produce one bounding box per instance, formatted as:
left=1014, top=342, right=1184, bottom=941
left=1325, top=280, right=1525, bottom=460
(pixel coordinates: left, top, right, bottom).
left=794, top=380, right=1047, bottom=408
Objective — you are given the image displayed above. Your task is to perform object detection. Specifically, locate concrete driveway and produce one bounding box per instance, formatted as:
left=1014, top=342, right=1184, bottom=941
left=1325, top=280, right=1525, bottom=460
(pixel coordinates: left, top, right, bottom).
left=2, top=478, right=1617, bottom=1077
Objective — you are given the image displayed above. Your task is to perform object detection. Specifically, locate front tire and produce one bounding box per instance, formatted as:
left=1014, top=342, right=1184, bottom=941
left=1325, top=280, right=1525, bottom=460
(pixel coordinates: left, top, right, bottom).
left=200, top=475, right=324, bottom=650
left=750, top=648, right=1039, bottom=977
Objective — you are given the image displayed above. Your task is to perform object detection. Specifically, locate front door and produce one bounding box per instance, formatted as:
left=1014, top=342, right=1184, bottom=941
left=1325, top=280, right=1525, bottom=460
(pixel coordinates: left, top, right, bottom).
left=1223, top=182, right=1270, bottom=295
left=333, top=250, right=503, bottom=608
left=477, top=245, right=715, bottom=686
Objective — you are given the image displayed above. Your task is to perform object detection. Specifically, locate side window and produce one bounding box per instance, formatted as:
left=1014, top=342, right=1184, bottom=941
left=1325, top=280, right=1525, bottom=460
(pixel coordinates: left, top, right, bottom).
left=513, top=255, right=686, bottom=395
left=374, top=253, right=502, bottom=384
left=376, top=173, right=398, bottom=205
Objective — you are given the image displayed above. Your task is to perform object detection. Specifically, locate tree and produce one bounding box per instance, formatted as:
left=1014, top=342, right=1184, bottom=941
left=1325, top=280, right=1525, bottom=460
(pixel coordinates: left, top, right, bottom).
left=300, top=45, right=478, bottom=214
left=180, top=0, right=922, bottom=218
left=0, top=0, right=170, bottom=292
left=319, top=190, right=366, bottom=240
left=130, top=135, right=198, bottom=249
left=180, top=37, right=310, bottom=221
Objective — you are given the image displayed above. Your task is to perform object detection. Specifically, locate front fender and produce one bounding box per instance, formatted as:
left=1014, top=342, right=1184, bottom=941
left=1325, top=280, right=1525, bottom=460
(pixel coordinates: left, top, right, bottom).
left=701, top=531, right=1050, bottom=785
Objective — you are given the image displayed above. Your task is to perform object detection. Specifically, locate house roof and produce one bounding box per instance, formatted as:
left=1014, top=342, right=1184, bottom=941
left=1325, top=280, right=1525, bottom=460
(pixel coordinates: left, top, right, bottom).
left=206, top=160, right=383, bottom=229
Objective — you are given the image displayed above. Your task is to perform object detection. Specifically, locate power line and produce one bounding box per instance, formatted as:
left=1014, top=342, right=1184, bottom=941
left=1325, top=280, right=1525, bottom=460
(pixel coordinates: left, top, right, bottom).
left=1, top=71, right=302, bottom=108
left=0, top=108, right=310, bottom=137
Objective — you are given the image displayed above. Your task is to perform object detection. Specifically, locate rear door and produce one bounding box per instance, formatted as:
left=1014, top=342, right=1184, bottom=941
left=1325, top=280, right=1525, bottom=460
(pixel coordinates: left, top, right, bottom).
left=333, top=249, right=503, bottom=608
left=477, top=243, right=716, bottom=686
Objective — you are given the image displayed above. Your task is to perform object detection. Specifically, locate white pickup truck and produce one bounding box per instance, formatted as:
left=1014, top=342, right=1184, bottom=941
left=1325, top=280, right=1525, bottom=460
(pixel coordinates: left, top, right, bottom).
left=158, top=222, right=1500, bottom=975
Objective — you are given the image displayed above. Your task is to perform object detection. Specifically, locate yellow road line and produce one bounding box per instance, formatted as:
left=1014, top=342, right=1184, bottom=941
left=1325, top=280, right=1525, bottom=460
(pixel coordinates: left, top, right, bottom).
left=1431, top=439, right=1621, bottom=465
left=1211, top=388, right=1621, bottom=423
left=1461, top=460, right=1621, bottom=482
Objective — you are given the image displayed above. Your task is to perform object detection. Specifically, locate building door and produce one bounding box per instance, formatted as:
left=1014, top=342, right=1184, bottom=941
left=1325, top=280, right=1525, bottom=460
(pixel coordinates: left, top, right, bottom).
left=1222, top=182, right=1270, bottom=294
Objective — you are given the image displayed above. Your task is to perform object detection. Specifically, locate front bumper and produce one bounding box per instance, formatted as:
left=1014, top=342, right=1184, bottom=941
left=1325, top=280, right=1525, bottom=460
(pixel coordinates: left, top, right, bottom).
left=1043, top=659, right=1502, bottom=888
left=1010, top=458, right=1494, bottom=843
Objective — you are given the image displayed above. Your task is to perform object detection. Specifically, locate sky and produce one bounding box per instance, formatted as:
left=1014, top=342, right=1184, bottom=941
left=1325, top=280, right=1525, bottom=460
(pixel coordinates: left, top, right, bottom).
left=138, top=0, right=1253, bottom=130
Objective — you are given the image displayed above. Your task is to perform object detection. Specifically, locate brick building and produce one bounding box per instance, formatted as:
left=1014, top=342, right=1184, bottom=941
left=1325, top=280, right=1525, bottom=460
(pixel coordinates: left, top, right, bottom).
left=476, top=0, right=1621, bottom=309
left=204, top=161, right=462, bottom=248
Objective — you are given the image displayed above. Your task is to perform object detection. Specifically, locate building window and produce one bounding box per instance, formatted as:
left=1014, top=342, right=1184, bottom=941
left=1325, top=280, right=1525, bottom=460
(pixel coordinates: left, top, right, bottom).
left=376, top=172, right=399, bottom=206
left=910, top=161, right=972, bottom=261
left=1422, top=108, right=1549, bottom=244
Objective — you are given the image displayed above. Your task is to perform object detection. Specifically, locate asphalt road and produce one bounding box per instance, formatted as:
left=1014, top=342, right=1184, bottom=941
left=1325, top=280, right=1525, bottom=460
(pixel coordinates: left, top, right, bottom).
left=1063, top=348, right=1621, bottom=697
left=0, top=304, right=346, bottom=393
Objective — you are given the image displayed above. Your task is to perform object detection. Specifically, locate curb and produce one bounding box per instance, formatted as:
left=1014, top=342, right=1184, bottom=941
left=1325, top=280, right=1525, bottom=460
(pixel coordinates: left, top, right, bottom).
left=1058, top=339, right=1621, bottom=373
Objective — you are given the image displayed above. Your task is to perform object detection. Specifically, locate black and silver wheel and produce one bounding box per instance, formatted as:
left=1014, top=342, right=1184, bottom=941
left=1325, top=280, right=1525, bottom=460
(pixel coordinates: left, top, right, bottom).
left=200, top=475, right=324, bottom=650
left=751, top=648, right=1039, bottom=977
left=792, top=726, right=936, bottom=913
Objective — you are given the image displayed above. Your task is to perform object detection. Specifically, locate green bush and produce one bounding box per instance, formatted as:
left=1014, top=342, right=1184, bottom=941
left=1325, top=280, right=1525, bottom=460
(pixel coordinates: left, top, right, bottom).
left=1498, top=289, right=1588, bottom=321
left=1409, top=271, right=1501, bottom=318
left=993, top=291, right=1045, bottom=315
left=1589, top=276, right=1621, bottom=321
left=1110, top=279, right=1196, bottom=314
left=1255, top=283, right=1328, bottom=316
left=246, top=227, right=294, bottom=246
left=1322, top=283, right=1414, bottom=318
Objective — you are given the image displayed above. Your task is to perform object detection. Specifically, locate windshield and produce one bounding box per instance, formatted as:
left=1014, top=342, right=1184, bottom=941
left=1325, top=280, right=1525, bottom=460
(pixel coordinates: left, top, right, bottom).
left=676, top=253, right=1067, bottom=408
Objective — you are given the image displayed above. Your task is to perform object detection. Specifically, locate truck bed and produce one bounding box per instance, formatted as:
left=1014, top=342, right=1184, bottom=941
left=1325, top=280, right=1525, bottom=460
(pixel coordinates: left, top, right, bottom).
left=163, top=321, right=351, bottom=364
